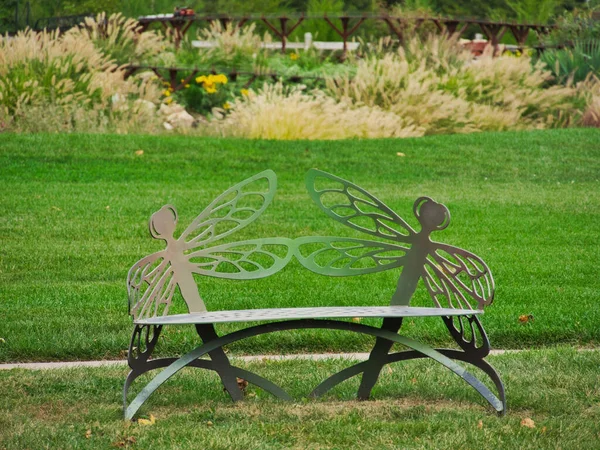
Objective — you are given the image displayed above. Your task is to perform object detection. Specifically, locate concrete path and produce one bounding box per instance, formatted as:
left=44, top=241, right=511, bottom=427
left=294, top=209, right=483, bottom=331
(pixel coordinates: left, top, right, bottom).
left=0, top=349, right=516, bottom=370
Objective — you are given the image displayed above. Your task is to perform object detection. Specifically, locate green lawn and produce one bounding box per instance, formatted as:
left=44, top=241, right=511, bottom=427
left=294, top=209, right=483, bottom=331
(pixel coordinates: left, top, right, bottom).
left=0, top=130, right=599, bottom=362
left=1, top=348, right=599, bottom=449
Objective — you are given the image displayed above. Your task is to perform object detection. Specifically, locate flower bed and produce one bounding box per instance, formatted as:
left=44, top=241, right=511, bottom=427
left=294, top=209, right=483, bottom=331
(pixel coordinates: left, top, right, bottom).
left=1, top=13, right=598, bottom=137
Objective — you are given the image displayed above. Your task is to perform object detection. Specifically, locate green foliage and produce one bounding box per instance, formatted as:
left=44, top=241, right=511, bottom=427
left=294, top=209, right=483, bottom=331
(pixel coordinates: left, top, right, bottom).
left=538, top=40, right=600, bottom=84
left=0, top=22, right=164, bottom=133
left=325, top=36, right=579, bottom=136
left=120, top=0, right=205, bottom=16
left=301, top=0, right=346, bottom=42
left=174, top=73, right=234, bottom=115
left=429, top=0, right=507, bottom=18
left=505, top=0, right=561, bottom=23
left=395, top=0, right=435, bottom=14
left=263, top=48, right=354, bottom=79
left=211, top=0, right=291, bottom=14
left=542, top=6, right=600, bottom=46
left=187, top=22, right=265, bottom=69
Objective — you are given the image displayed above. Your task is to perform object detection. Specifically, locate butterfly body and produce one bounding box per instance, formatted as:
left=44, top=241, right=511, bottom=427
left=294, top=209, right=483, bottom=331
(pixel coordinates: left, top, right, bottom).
left=392, top=197, right=451, bottom=305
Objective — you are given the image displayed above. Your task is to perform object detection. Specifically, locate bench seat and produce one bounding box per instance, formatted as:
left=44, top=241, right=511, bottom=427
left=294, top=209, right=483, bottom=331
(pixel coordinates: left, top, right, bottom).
left=135, top=306, right=482, bottom=325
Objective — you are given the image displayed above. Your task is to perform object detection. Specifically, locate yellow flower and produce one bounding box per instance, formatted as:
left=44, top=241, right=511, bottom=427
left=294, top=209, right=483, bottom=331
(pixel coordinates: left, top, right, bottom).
left=185, top=84, right=190, bottom=88
left=290, top=53, right=299, bottom=61
left=163, top=90, right=171, bottom=97
left=214, top=74, right=228, bottom=84
left=240, top=89, right=249, bottom=96
left=196, top=74, right=227, bottom=92
left=223, top=102, right=231, bottom=110
left=165, top=97, right=173, bottom=104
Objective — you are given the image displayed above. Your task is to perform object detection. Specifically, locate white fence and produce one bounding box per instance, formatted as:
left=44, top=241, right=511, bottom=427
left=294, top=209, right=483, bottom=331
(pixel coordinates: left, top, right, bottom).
left=192, top=32, right=359, bottom=51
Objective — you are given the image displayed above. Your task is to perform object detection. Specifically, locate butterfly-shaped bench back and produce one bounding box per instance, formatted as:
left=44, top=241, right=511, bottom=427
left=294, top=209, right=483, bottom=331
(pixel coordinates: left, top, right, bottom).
left=127, top=170, right=293, bottom=321
left=294, top=169, right=495, bottom=311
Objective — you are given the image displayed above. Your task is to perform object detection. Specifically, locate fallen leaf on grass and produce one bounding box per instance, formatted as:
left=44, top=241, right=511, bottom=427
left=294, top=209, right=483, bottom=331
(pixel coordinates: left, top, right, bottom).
left=477, top=420, right=483, bottom=429
left=137, top=414, right=156, bottom=426
left=387, top=366, right=393, bottom=374
left=51, top=206, right=61, bottom=211
left=237, top=377, right=249, bottom=391
left=411, top=377, right=417, bottom=384
left=351, top=317, right=361, bottom=323
left=541, top=426, right=547, bottom=433
left=518, top=314, right=534, bottom=324
left=207, top=421, right=213, bottom=427
left=113, top=436, right=136, bottom=447
left=0, top=338, right=5, bottom=344
left=85, top=429, right=92, bottom=439
left=521, top=418, right=535, bottom=428
left=396, top=152, right=405, bottom=157
left=135, top=150, right=144, bottom=156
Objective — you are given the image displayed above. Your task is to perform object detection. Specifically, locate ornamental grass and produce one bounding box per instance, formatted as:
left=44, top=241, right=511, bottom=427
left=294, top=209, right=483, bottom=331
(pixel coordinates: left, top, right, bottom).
left=0, top=14, right=164, bottom=133
left=327, top=36, right=578, bottom=136
left=208, top=83, right=421, bottom=140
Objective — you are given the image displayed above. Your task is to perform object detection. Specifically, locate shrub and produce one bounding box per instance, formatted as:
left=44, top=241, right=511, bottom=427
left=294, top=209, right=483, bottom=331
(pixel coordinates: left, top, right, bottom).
left=0, top=27, right=162, bottom=133
left=537, top=40, right=600, bottom=85
left=174, top=73, right=234, bottom=115
left=190, top=22, right=269, bottom=69
left=327, top=36, right=578, bottom=135
left=207, top=83, right=421, bottom=140
left=76, top=12, right=168, bottom=64
left=578, top=75, right=600, bottom=127
left=542, top=6, right=600, bottom=47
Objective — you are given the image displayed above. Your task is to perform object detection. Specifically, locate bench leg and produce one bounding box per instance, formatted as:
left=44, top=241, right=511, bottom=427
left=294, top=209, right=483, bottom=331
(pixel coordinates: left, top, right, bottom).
left=311, top=348, right=506, bottom=415
left=195, top=324, right=244, bottom=402
left=124, top=357, right=292, bottom=408
left=357, top=317, right=403, bottom=400
left=124, top=320, right=505, bottom=420
left=123, top=324, right=163, bottom=412
left=442, top=315, right=490, bottom=359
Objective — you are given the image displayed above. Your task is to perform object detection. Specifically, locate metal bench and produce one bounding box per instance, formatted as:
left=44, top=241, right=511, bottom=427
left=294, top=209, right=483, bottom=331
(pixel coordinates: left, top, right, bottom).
left=123, top=169, right=506, bottom=420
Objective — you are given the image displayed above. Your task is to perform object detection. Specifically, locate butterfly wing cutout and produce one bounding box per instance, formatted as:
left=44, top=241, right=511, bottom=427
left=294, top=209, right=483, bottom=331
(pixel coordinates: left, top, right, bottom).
left=295, top=236, right=408, bottom=276
left=421, top=243, right=495, bottom=356
left=127, top=251, right=176, bottom=321
left=421, top=243, right=495, bottom=311
left=187, top=238, right=294, bottom=279
left=179, top=169, right=278, bottom=250
left=305, top=169, right=416, bottom=243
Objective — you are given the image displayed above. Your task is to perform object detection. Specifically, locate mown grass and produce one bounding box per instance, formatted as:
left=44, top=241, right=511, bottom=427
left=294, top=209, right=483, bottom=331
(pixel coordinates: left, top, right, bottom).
left=0, top=130, right=599, bottom=362
left=0, top=348, right=599, bottom=449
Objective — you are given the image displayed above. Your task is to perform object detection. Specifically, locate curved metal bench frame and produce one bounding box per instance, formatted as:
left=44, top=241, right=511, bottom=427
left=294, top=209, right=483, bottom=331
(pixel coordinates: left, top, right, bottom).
left=123, top=317, right=505, bottom=420
left=123, top=169, right=506, bottom=419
